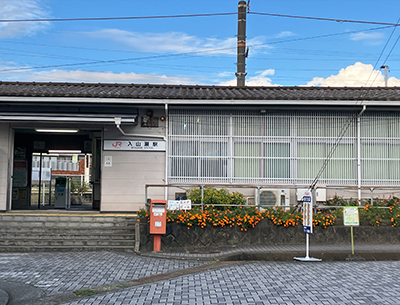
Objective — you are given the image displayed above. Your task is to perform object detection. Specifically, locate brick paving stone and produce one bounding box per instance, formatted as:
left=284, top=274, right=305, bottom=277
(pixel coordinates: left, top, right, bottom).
left=62, top=260, right=400, bottom=305
left=2, top=249, right=400, bottom=304
left=0, top=252, right=207, bottom=295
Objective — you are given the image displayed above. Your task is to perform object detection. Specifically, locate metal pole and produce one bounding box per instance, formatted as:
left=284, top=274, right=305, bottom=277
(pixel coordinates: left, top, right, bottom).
left=370, top=187, right=374, bottom=206
left=357, top=116, right=362, bottom=205
left=42, top=182, right=45, bottom=205
left=145, top=185, right=148, bottom=209
left=351, top=226, right=355, bottom=255
left=49, top=171, right=52, bottom=206
left=380, top=65, right=389, bottom=87
left=38, top=152, right=42, bottom=209
left=201, top=185, right=204, bottom=211
left=356, top=106, right=366, bottom=206
left=236, top=1, right=247, bottom=87
left=164, top=103, right=169, bottom=201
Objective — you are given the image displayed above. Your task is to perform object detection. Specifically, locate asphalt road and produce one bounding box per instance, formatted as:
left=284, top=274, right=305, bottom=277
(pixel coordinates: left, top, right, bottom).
left=0, top=251, right=399, bottom=305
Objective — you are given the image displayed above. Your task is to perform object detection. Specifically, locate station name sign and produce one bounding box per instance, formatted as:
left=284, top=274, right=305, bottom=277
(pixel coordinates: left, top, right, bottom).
left=104, top=140, right=166, bottom=151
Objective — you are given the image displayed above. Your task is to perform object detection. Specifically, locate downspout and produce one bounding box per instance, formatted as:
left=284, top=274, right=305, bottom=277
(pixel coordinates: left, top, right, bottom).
left=357, top=105, right=366, bottom=205
left=164, top=103, right=169, bottom=201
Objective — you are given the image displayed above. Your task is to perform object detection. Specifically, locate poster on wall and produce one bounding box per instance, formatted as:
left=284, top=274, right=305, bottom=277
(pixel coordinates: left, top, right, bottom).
left=13, top=161, right=27, bottom=187
left=104, top=140, right=166, bottom=151
left=14, top=147, right=26, bottom=160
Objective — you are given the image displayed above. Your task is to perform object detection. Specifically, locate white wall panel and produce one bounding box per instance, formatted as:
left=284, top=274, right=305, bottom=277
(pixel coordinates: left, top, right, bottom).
left=0, top=124, right=10, bottom=210
left=100, top=150, right=165, bottom=211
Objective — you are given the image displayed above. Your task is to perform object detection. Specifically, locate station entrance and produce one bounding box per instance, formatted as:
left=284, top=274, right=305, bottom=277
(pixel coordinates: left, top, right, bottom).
left=11, top=128, right=102, bottom=211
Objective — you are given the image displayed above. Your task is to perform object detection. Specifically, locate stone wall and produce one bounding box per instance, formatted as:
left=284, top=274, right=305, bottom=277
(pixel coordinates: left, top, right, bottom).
left=139, top=218, right=400, bottom=252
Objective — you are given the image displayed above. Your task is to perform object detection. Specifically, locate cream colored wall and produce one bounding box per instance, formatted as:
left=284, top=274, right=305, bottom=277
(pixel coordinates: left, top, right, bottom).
left=101, top=107, right=166, bottom=212
left=0, top=124, right=10, bottom=211
left=101, top=150, right=165, bottom=211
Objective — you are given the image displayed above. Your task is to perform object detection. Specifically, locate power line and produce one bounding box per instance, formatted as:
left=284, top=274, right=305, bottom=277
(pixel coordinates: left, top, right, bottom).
left=0, top=11, right=399, bottom=28
left=307, top=17, right=400, bottom=191
left=249, top=12, right=400, bottom=27
left=0, top=12, right=237, bottom=23
left=0, top=47, right=233, bottom=73
left=1, top=25, right=392, bottom=73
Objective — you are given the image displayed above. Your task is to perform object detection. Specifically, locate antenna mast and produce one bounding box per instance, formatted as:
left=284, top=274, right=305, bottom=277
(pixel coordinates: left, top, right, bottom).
left=380, top=65, right=389, bottom=87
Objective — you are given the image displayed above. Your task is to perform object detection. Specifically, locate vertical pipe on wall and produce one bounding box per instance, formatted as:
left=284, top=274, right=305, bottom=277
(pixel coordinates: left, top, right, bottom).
left=229, top=113, right=233, bottom=183
left=357, top=116, right=362, bottom=204
left=164, top=103, right=169, bottom=200
left=357, top=106, right=366, bottom=205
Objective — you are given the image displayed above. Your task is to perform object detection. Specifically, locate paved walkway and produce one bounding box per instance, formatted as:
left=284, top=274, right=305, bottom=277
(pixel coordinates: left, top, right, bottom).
left=0, top=244, right=399, bottom=304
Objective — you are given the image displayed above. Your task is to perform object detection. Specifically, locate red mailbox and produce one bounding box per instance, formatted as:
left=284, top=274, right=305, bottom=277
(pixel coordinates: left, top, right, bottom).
left=149, top=200, right=167, bottom=251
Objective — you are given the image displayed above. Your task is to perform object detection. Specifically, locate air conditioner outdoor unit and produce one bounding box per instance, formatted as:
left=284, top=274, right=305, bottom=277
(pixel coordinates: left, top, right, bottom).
left=296, top=188, right=327, bottom=202
left=255, top=189, right=290, bottom=208
left=246, top=197, right=255, bottom=206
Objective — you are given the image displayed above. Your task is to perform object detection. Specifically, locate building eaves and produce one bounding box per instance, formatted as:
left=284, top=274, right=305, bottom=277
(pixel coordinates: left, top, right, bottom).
left=0, top=81, right=400, bottom=101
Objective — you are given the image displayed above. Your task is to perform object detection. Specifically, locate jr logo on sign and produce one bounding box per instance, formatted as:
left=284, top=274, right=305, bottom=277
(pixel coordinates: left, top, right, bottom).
left=112, top=141, right=122, bottom=148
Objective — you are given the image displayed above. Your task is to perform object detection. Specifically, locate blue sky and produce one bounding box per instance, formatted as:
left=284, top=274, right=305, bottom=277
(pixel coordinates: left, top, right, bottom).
left=1, top=0, right=400, bottom=86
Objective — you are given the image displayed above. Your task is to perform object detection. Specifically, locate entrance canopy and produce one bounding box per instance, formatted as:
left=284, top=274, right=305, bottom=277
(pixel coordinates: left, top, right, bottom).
left=0, top=102, right=138, bottom=124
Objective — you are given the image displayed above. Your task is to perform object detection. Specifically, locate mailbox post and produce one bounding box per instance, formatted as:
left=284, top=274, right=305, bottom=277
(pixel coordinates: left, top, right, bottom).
left=149, top=200, right=167, bottom=252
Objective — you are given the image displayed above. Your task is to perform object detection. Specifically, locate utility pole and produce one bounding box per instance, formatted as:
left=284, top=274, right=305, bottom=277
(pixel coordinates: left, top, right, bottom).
left=236, top=1, right=247, bottom=87
left=380, top=65, right=389, bottom=87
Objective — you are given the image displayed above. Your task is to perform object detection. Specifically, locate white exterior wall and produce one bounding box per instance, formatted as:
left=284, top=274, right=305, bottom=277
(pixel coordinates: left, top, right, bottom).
left=101, top=108, right=166, bottom=211
left=0, top=124, right=10, bottom=211
left=101, top=150, right=165, bottom=211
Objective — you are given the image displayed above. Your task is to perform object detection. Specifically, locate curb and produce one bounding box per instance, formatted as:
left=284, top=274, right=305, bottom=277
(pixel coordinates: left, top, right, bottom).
left=138, top=243, right=400, bottom=261
left=0, top=289, right=8, bottom=305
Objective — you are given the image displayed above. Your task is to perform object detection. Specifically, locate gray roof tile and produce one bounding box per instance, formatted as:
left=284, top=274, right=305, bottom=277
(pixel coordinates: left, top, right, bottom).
left=0, top=81, right=400, bottom=101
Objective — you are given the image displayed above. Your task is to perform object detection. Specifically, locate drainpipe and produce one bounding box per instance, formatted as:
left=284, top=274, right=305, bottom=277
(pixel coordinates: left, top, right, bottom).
left=357, top=105, right=366, bottom=205
left=164, top=103, right=169, bottom=201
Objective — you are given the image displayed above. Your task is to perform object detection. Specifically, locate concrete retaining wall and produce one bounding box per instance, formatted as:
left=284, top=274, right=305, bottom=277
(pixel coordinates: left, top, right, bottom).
left=139, top=218, right=400, bottom=252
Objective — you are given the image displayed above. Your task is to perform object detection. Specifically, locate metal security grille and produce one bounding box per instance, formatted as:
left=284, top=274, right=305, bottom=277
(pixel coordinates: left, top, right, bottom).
left=361, top=113, right=400, bottom=185
left=168, top=110, right=400, bottom=187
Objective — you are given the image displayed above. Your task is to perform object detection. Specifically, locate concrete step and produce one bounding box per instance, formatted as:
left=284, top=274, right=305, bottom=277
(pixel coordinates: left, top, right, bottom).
left=0, top=238, right=136, bottom=247
left=0, top=214, right=135, bottom=220
left=0, top=217, right=137, bottom=226
left=0, top=222, right=136, bottom=229
left=0, top=232, right=135, bottom=240
left=0, top=213, right=140, bottom=252
left=0, top=245, right=136, bottom=252
left=1, top=227, right=135, bottom=234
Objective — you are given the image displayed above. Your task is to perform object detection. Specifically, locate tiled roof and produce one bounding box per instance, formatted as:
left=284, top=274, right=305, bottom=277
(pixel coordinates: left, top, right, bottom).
left=0, top=81, right=400, bottom=101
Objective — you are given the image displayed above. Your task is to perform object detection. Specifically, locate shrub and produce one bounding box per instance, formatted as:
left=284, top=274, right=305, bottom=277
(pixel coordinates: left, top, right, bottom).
left=326, top=195, right=358, bottom=206
left=186, top=187, right=246, bottom=210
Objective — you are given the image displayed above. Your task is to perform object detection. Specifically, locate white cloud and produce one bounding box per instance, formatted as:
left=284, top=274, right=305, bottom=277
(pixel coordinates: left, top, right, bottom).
left=218, top=69, right=280, bottom=86
left=0, top=0, right=51, bottom=38
left=85, top=29, right=266, bottom=55
left=350, top=32, right=385, bottom=45
left=21, top=69, right=197, bottom=85
left=275, top=31, right=295, bottom=38
left=305, top=62, right=400, bottom=87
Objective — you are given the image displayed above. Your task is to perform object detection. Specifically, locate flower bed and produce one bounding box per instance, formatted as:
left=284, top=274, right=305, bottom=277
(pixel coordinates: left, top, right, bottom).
left=137, top=205, right=336, bottom=230
left=138, top=197, right=400, bottom=230
left=328, top=196, right=400, bottom=227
